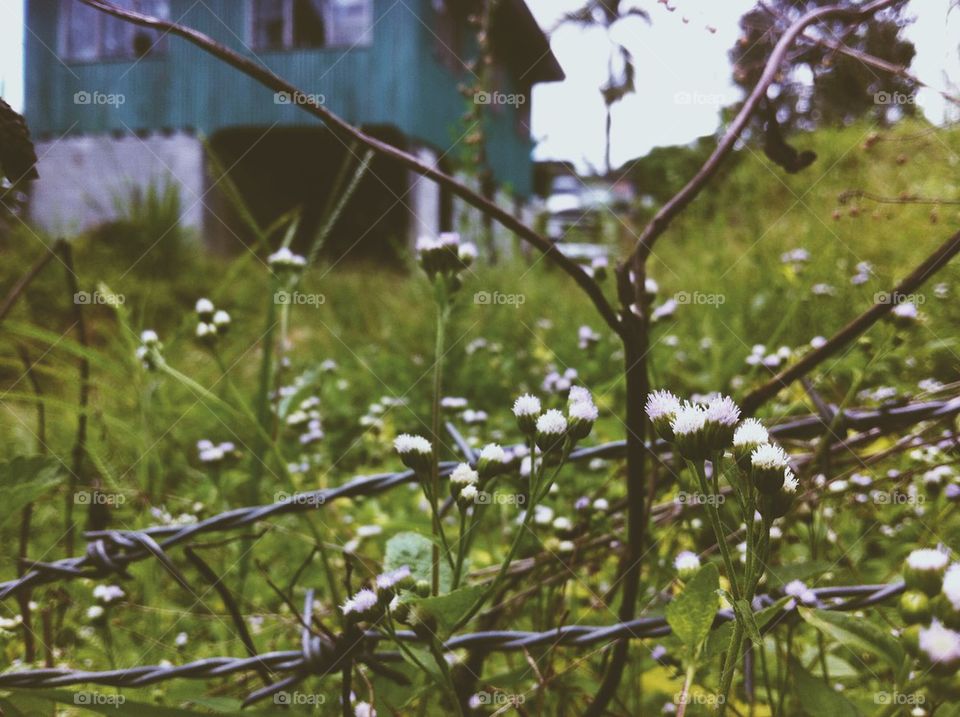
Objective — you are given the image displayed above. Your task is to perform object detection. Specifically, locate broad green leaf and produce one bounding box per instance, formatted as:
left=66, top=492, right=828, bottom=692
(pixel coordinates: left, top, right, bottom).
left=798, top=607, right=904, bottom=673
left=666, top=563, right=720, bottom=649
left=734, top=599, right=763, bottom=646
left=414, top=585, right=485, bottom=637
left=790, top=658, right=860, bottom=717
left=0, top=456, right=63, bottom=528
left=385, top=531, right=452, bottom=593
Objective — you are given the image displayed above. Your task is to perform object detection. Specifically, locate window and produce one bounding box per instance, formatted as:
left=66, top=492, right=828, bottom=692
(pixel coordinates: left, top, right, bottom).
left=62, top=0, right=170, bottom=60
left=251, top=0, right=373, bottom=50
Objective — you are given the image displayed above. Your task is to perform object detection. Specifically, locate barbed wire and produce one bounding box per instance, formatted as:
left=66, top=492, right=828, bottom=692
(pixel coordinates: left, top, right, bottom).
left=1, top=397, right=956, bottom=603
left=0, top=582, right=905, bottom=705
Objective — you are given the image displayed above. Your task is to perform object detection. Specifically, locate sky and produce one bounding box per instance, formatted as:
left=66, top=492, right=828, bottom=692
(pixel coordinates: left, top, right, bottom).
left=1, top=1, right=958, bottom=171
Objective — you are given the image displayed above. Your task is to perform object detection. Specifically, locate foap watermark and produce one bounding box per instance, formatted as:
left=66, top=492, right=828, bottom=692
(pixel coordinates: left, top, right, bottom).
left=273, top=691, right=326, bottom=706
left=874, top=691, right=924, bottom=706
left=274, top=290, right=326, bottom=307
left=474, top=91, right=526, bottom=107
left=474, top=290, right=525, bottom=307
left=274, top=491, right=326, bottom=507
left=475, top=491, right=526, bottom=506
left=675, top=692, right=725, bottom=707
left=874, top=291, right=925, bottom=306
left=676, top=491, right=725, bottom=507
left=74, top=692, right=126, bottom=708
left=874, top=91, right=916, bottom=106
left=74, top=290, right=125, bottom=306
left=675, top=291, right=725, bottom=307
left=674, top=91, right=729, bottom=106
left=872, top=491, right=924, bottom=506
left=74, top=491, right=126, bottom=507
left=471, top=691, right=526, bottom=708
left=73, top=90, right=125, bottom=107
left=274, top=90, right=326, bottom=106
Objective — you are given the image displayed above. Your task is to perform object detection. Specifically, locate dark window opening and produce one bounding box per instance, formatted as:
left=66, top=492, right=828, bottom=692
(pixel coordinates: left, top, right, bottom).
left=62, top=0, right=169, bottom=61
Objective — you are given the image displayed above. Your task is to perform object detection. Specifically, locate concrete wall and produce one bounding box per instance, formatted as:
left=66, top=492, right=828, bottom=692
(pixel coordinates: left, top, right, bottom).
left=28, top=132, right=205, bottom=235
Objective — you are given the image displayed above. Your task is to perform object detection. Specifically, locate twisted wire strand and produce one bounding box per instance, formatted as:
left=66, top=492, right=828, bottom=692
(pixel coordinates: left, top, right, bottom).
left=0, top=582, right=905, bottom=702
left=1, top=397, right=956, bottom=603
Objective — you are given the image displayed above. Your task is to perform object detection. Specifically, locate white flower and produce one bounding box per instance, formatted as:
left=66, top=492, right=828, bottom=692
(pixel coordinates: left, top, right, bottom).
left=674, top=551, right=700, bottom=573
left=195, top=322, right=216, bottom=340
left=341, top=588, right=378, bottom=616
left=783, top=468, right=799, bottom=493
left=568, top=385, right=592, bottom=406
left=267, top=246, right=307, bottom=268
left=441, top=396, right=468, bottom=409
left=86, top=605, right=104, bottom=620
left=479, top=443, right=506, bottom=463
left=140, top=329, right=159, bottom=345
left=651, top=299, right=678, bottom=322
left=552, top=516, right=573, bottom=532
left=645, top=390, right=681, bottom=421
left=93, top=585, right=125, bottom=604
left=569, top=400, right=599, bottom=422
left=784, top=580, right=816, bottom=605
left=670, top=403, right=707, bottom=437
left=533, top=504, right=554, bottom=525
left=458, top=242, right=478, bottom=264
left=536, top=409, right=567, bottom=435
left=705, top=395, right=740, bottom=426
left=892, top=302, right=919, bottom=320
left=513, top=394, right=541, bottom=417
left=459, top=484, right=479, bottom=502
left=450, top=463, right=479, bottom=486
left=592, top=498, right=609, bottom=512
left=355, top=702, right=376, bottom=717
left=175, top=631, right=188, bottom=647
left=733, top=419, right=769, bottom=448
left=919, top=620, right=960, bottom=665
left=751, top=443, right=789, bottom=471
left=943, top=564, right=960, bottom=611
left=195, top=297, right=214, bottom=315
left=394, top=434, right=431, bottom=456
left=212, top=309, right=231, bottom=327
left=810, top=336, right=827, bottom=350
left=376, top=566, right=411, bottom=590
left=906, top=548, right=949, bottom=572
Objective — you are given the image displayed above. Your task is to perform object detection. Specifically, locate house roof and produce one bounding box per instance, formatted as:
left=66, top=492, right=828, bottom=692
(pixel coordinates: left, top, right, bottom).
left=451, top=0, right=564, bottom=85
left=497, top=0, right=564, bottom=83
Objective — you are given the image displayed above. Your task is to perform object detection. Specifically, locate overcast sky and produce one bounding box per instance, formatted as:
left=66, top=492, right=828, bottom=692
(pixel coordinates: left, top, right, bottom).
left=2, top=1, right=958, bottom=171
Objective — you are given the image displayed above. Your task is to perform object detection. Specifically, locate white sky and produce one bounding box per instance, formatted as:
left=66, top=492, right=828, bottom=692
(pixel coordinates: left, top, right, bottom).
left=1, top=1, right=958, bottom=171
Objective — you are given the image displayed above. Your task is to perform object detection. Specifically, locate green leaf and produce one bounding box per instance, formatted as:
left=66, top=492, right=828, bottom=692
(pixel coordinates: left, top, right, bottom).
left=665, top=563, right=720, bottom=649
left=765, top=560, right=833, bottom=589
left=790, top=658, right=861, bottom=717
left=0, top=456, right=63, bottom=528
left=733, top=599, right=763, bottom=646
left=798, top=607, right=904, bottom=673
left=385, top=531, right=451, bottom=593
left=414, top=585, right=485, bottom=637
left=705, top=597, right=790, bottom=661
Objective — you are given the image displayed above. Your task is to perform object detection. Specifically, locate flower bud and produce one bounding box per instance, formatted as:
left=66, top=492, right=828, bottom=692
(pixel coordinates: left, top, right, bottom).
left=512, top=394, right=541, bottom=436
left=195, top=297, right=215, bottom=320
left=900, top=590, right=932, bottom=625
left=674, top=551, right=700, bottom=581
left=535, top=409, right=568, bottom=452
left=476, top=443, right=506, bottom=480
left=750, top=443, right=789, bottom=495
left=904, top=548, right=949, bottom=597
left=394, top=434, right=432, bottom=474
left=645, top=389, right=681, bottom=442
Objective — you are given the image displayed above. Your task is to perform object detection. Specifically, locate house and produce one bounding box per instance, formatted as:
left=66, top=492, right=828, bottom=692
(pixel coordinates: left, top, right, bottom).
left=22, top=0, right=563, bottom=259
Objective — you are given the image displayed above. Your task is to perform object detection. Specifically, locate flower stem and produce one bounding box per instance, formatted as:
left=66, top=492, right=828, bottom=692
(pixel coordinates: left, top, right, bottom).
left=429, top=296, right=449, bottom=596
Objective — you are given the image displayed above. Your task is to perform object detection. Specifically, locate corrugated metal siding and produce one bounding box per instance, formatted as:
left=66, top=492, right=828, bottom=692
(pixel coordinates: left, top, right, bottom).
left=25, top=0, right=534, bottom=194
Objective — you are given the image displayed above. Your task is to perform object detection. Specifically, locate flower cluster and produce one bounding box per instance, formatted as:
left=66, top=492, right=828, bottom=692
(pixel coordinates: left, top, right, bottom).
left=513, top=387, right=598, bottom=453
left=416, top=232, right=476, bottom=282
left=193, top=297, right=230, bottom=347
left=267, top=246, right=307, bottom=272
left=340, top=565, right=413, bottom=622
left=135, top=329, right=164, bottom=371
left=197, top=439, right=238, bottom=465
left=899, top=547, right=960, bottom=674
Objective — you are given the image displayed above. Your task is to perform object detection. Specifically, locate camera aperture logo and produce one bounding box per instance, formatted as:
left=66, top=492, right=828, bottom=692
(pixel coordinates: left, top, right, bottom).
left=74, top=90, right=125, bottom=107
left=474, top=290, right=525, bottom=307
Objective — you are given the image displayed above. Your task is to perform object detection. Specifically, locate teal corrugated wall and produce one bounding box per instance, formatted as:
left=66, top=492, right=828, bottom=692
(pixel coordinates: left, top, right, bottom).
left=24, top=0, right=535, bottom=195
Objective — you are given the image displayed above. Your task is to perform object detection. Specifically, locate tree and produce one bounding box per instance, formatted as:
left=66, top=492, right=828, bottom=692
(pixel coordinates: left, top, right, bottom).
left=730, top=1, right=917, bottom=132
left=555, top=1, right=650, bottom=174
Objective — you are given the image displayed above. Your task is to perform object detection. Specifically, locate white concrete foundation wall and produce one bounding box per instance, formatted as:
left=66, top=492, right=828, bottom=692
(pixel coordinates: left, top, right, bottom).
left=407, top=146, right=441, bottom=247
left=29, top=132, right=205, bottom=236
